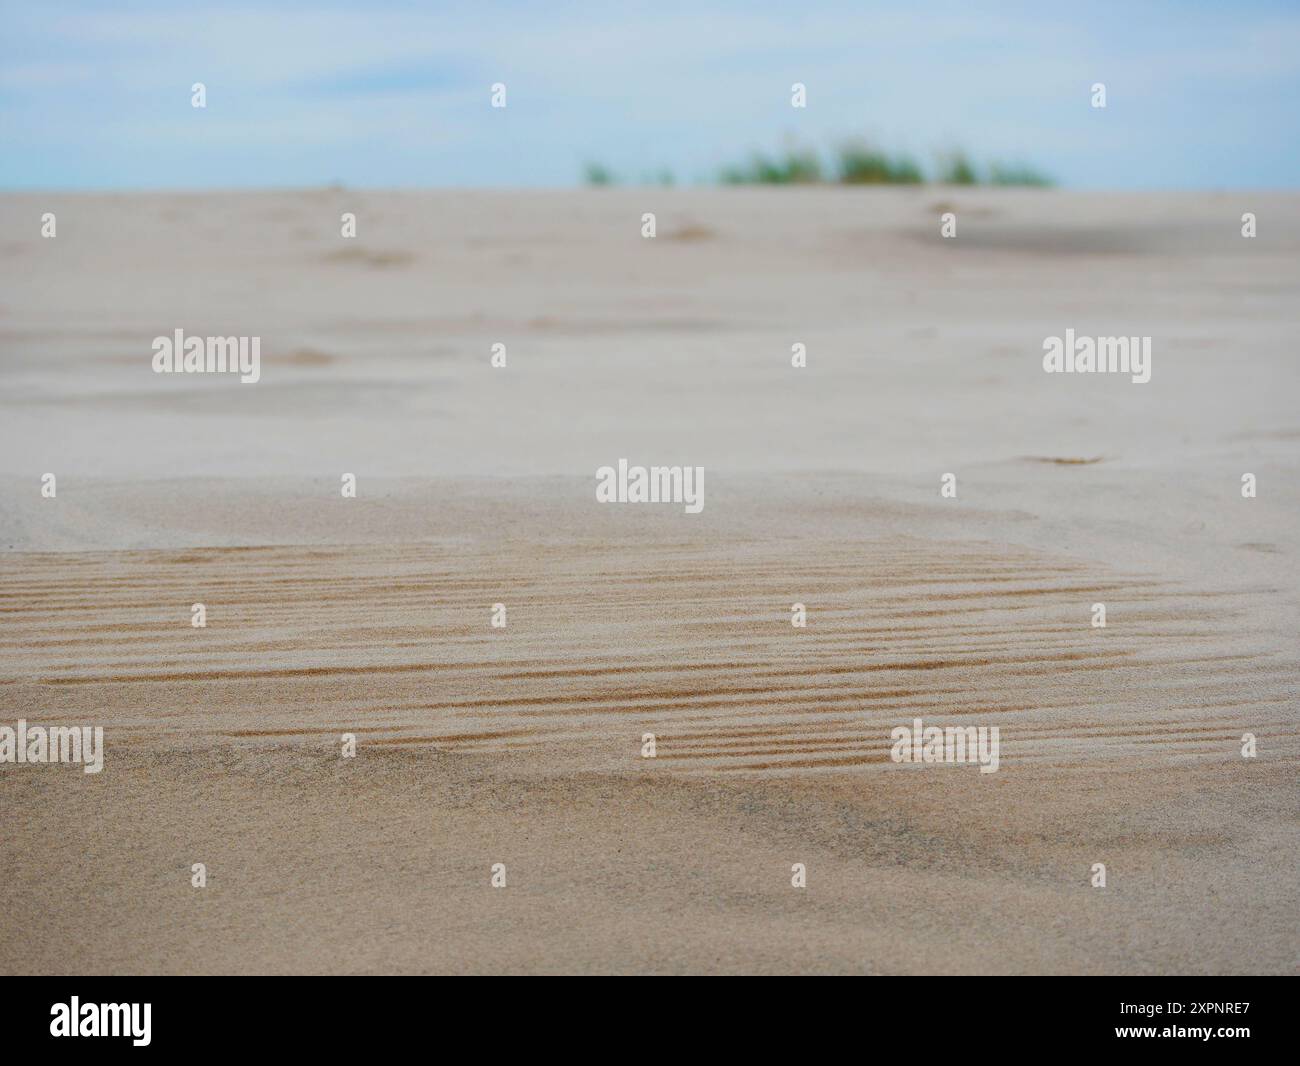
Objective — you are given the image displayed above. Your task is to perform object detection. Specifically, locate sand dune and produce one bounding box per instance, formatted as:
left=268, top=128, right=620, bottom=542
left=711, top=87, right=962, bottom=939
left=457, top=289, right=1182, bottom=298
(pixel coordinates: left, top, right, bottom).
left=1, top=189, right=1297, bottom=973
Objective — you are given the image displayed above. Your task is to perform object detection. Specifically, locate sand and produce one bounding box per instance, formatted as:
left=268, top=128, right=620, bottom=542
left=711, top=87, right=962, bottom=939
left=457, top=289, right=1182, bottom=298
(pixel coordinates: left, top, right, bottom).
left=0, top=187, right=1297, bottom=974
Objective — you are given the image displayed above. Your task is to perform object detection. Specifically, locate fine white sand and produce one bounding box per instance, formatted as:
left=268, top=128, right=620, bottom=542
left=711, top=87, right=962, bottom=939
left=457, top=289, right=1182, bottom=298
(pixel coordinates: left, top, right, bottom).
left=0, top=188, right=1297, bottom=974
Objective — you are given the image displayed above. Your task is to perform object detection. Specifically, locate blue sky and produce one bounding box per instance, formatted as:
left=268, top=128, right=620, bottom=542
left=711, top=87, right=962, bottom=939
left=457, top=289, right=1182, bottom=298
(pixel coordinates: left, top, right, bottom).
left=2, top=0, right=1298, bottom=190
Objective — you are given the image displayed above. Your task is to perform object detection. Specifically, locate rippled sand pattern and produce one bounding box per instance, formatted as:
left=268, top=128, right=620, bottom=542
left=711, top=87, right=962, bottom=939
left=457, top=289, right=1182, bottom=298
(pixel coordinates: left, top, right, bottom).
left=4, top=540, right=1293, bottom=775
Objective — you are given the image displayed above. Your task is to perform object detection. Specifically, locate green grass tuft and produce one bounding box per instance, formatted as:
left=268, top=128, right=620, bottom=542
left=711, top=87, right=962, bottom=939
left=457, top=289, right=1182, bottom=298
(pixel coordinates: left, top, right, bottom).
left=581, top=144, right=1054, bottom=188
left=720, top=148, right=824, bottom=185
left=935, top=151, right=979, bottom=185
left=583, top=162, right=616, bottom=186
left=836, top=143, right=924, bottom=184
